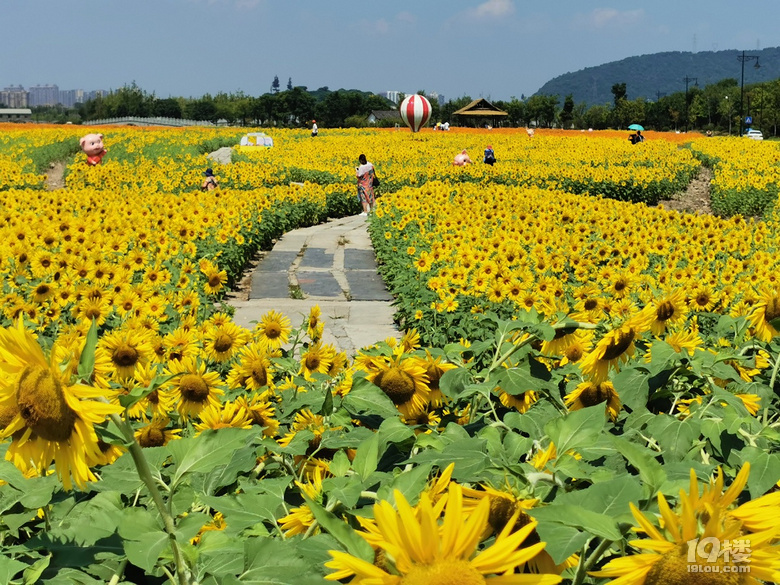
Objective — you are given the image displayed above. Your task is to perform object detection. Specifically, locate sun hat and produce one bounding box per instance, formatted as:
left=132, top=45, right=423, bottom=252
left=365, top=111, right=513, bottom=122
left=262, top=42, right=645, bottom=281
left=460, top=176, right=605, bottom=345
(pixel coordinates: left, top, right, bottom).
left=203, top=168, right=214, bottom=177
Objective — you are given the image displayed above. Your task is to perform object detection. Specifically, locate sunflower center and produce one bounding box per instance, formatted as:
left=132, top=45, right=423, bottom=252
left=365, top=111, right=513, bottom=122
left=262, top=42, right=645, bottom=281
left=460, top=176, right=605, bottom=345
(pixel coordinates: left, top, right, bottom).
left=375, top=366, right=417, bottom=405
left=0, top=402, right=19, bottom=427
left=425, top=367, right=442, bottom=390
left=645, top=544, right=742, bottom=585
left=112, top=343, right=139, bottom=368
left=16, top=365, right=77, bottom=442
left=764, top=296, right=780, bottom=321
left=138, top=426, right=166, bottom=448
left=656, top=300, right=676, bottom=321
left=601, top=328, right=635, bottom=361
left=583, top=299, right=598, bottom=310
left=565, top=345, right=584, bottom=362
left=488, top=496, right=517, bottom=532
left=400, top=559, right=486, bottom=585
left=180, top=374, right=210, bottom=403
left=264, top=323, right=282, bottom=339
left=304, top=353, right=321, bottom=371
left=85, top=305, right=103, bottom=320
left=208, top=274, right=222, bottom=287
left=213, top=333, right=234, bottom=353
left=250, top=362, right=268, bottom=386
left=579, top=383, right=611, bottom=407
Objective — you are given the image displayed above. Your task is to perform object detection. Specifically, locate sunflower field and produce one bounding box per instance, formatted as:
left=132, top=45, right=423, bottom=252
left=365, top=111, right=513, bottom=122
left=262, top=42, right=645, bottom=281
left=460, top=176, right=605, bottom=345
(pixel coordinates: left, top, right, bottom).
left=0, top=123, right=779, bottom=585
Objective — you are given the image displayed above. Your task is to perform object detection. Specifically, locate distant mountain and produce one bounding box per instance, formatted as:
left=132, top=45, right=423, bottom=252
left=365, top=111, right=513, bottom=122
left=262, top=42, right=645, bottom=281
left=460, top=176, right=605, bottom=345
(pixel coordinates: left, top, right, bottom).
left=535, top=47, right=780, bottom=106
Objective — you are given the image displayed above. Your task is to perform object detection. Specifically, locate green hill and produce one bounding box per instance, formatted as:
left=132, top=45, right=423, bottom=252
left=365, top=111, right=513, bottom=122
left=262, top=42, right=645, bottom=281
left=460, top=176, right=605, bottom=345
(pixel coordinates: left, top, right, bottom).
left=535, top=47, right=780, bottom=106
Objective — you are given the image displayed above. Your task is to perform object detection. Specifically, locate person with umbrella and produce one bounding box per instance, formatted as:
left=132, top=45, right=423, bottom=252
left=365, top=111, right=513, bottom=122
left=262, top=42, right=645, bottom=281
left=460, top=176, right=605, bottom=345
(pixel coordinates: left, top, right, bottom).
left=628, top=124, right=645, bottom=144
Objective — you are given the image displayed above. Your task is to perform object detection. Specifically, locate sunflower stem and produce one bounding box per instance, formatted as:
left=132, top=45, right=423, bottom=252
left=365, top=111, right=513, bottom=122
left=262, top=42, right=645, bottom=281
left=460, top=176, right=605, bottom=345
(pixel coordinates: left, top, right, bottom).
left=768, top=348, right=780, bottom=393
left=108, top=558, right=128, bottom=585
left=108, top=412, right=191, bottom=585
left=574, top=537, right=614, bottom=583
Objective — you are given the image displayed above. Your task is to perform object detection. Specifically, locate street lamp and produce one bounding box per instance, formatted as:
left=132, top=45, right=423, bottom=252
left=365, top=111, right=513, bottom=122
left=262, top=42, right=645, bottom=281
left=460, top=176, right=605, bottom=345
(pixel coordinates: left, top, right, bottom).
left=738, top=50, right=760, bottom=136
left=683, top=76, right=698, bottom=132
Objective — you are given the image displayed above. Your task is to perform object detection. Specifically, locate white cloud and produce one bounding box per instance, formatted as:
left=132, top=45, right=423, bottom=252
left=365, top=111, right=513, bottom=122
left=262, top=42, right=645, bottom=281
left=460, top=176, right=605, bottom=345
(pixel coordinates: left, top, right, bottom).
left=573, top=8, right=644, bottom=30
left=471, top=0, right=515, bottom=18
left=396, top=11, right=417, bottom=25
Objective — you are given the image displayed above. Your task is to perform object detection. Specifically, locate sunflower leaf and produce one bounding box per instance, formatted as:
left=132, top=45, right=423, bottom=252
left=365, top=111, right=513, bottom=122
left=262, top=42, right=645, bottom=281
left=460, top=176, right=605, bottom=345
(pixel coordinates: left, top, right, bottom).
left=534, top=522, right=590, bottom=565
left=169, top=427, right=260, bottom=488
left=544, top=405, right=606, bottom=456
left=76, top=318, right=99, bottom=382
left=342, top=376, right=400, bottom=419
left=738, top=447, right=780, bottom=498
left=351, top=434, right=379, bottom=480
left=118, top=374, right=178, bottom=408
left=304, top=497, right=374, bottom=563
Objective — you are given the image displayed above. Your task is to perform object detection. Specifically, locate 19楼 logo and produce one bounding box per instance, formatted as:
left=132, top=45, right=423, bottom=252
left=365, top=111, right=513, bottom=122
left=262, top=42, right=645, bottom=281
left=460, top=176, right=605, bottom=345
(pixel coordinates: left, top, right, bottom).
left=686, top=537, right=752, bottom=574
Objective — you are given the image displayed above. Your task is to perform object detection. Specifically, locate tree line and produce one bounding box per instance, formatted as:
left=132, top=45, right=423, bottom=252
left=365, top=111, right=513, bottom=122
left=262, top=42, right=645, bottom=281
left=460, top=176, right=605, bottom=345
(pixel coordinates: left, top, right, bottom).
left=12, top=77, right=780, bottom=136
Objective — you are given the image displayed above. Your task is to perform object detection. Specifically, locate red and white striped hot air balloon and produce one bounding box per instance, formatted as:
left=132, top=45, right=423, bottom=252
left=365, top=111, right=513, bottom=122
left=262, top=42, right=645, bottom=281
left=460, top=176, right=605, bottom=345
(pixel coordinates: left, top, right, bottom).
left=399, top=94, right=432, bottom=133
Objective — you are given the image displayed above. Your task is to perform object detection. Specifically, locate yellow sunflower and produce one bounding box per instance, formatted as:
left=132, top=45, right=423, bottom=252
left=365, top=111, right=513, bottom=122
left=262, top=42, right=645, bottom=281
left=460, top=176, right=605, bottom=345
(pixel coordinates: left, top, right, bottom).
left=226, top=342, right=274, bottom=392
left=0, top=321, right=122, bottom=490
left=300, top=341, right=336, bottom=381
left=646, top=290, right=688, bottom=335
left=564, top=380, right=622, bottom=421
left=202, top=321, right=249, bottom=363
left=579, top=312, right=650, bottom=383
left=254, top=310, right=292, bottom=349
left=164, top=356, right=223, bottom=420
left=134, top=417, right=182, bottom=447
left=279, top=466, right=324, bottom=537
left=325, top=483, right=562, bottom=585
left=97, top=328, right=155, bottom=380
left=193, top=401, right=252, bottom=436
left=590, top=464, right=780, bottom=585
left=420, top=350, right=457, bottom=407
left=747, top=288, right=780, bottom=342
left=365, top=353, right=431, bottom=419
left=235, top=394, right=280, bottom=437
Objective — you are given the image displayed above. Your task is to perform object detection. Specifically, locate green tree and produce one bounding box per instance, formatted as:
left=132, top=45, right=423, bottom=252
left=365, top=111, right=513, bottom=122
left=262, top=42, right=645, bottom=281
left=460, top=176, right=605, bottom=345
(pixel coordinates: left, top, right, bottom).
left=271, top=75, right=280, bottom=94
left=611, top=82, right=627, bottom=107
left=287, top=77, right=293, bottom=91
left=559, top=94, right=575, bottom=129
left=152, top=98, right=183, bottom=118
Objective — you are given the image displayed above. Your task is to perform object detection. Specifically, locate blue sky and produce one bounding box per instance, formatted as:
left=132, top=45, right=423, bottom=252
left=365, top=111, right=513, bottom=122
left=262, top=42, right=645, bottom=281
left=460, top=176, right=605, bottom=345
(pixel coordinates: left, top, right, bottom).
left=3, top=0, right=777, bottom=101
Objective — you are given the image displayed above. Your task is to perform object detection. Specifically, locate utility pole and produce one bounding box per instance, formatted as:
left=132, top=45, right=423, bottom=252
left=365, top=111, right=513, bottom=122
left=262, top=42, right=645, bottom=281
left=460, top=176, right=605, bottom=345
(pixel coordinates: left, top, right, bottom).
left=683, top=76, right=698, bottom=132
left=738, top=50, right=760, bottom=136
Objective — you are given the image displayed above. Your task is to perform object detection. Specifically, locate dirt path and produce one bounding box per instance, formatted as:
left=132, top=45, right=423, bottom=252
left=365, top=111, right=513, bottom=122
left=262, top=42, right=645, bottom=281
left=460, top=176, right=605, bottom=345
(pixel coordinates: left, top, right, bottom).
left=657, top=165, right=712, bottom=215
left=44, top=162, right=66, bottom=190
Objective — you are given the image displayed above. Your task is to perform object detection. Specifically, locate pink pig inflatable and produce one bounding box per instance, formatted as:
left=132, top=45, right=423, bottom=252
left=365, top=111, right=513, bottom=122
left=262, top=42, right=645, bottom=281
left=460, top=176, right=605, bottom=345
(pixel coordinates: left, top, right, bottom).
left=79, top=133, right=107, bottom=165
left=453, top=150, right=473, bottom=166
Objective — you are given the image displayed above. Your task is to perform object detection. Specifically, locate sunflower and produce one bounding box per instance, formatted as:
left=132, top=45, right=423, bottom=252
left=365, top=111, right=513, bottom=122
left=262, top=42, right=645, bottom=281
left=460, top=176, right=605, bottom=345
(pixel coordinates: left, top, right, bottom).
left=306, top=305, right=322, bottom=340
left=226, top=342, right=274, bottom=392
left=497, top=387, right=538, bottom=413
left=162, top=327, right=200, bottom=363
left=589, top=465, right=780, bottom=585
left=420, top=350, right=457, bottom=407
left=193, top=401, right=252, bottom=436
left=365, top=354, right=430, bottom=419
left=460, top=484, right=578, bottom=575
left=202, top=321, right=248, bottom=363
left=134, top=417, right=182, bottom=447
left=235, top=394, right=280, bottom=437
left=97, top=328, right=155, bottom=380
left=201, top=265, right=227, bottom=296
left=191, top=512, right=227, bottom=545
left=325, top=483, right=562, bottom=585
left=747, top=288, right=780, bottom=342
left=579, top=313, right=650, bottom=383
left=0, top=321, right=122, bottom=490
left=279, top=466, right=324, bottom=537
left=125, top=363, right=177, bottom=421
left=646, top=290, right=688, bottom=335
left=164, top=356, right=223, bottom=421
left=564, top=380, right=622, bottom=421
left=254, top=310, right=292, bottom=349
left=558, top=332, right=593, bottom=366
left=300, top=341, right=336, bottom=380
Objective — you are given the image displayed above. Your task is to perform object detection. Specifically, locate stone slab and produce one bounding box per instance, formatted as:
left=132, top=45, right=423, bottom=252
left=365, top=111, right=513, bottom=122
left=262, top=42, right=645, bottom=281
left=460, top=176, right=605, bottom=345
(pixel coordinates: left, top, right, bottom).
left=297, top=271, right=343, bottom=297
left=300, top=247, right=334, bottom=269
left=346, top=271, right=392, bottom=301
left=249, top=273, right=290, bottom=299
left=344, top=249, right=378, bottom=270
left=255, top=251, right=298, bottom=272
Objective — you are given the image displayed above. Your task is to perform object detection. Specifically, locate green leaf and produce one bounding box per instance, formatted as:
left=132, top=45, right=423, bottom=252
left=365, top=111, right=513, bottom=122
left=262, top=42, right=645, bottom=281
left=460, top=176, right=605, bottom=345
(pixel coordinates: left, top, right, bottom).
left=239, top=538, right=321, bottom=585
left=610, top=436, right=666, bottom=498
left=557, top=476, right=642, bottom=521
left=380, top=463, right=434, bottom=504
left=23, top=555, right=50, bottom=584
left=319, top=388, right=334, bottom=416
left=342, top=377, right=400, bottom=419
left=76, top=319, right=98, bottom=381
left=118, top=373, right=178, bottom=409
left=544, top=405, right=606, bottom=456
left=351, top=433, right=380, bottom=480
left=117, top=508, right=169, bottom=573
left=411, top=438, right=488, bottom=480
left=648, top=415, right=700, bottom=462
left=0, top=555, right=27, bottom=584
left=169, top=427, right=258, bottom=487
left=322, top=476, right=364, bottom=508
left=201, top=493, right=282, bottom=531
left=612, top=367, right=651, bottom=411
left=739, top=448, right=780, bottom=498
left=305, top=498, right=374, bottom=563
left=377, top=417, right=415, bottom=449
left=329, top=450, right=351, bottom=477
left=535, top=521, right=590, bottom=565
left=527, top=505, right=621, bottom=540
left=439, top=367, right=471, bottom=401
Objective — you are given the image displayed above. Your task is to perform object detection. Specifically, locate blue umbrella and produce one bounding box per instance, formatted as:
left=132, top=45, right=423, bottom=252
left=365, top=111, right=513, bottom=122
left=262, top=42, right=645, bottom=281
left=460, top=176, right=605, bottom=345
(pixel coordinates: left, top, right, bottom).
left=628, top=124, right=644, bottom=131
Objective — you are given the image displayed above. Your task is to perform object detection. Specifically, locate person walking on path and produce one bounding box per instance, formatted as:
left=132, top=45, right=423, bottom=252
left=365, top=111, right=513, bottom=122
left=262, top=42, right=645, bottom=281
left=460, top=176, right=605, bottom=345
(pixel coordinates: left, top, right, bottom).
left=356, top=154, right=376, bottom=216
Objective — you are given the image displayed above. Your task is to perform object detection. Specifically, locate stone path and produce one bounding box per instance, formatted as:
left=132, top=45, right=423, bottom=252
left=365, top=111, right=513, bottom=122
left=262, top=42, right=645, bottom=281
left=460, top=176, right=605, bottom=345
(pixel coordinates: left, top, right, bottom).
left=228, top=214, right=400, bottom=356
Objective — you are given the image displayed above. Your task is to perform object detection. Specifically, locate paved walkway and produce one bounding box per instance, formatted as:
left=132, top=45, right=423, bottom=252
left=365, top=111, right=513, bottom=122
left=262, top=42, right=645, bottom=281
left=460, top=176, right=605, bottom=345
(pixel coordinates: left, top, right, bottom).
left=229, top=214, right=400, bottom=355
